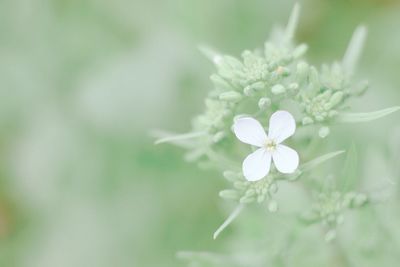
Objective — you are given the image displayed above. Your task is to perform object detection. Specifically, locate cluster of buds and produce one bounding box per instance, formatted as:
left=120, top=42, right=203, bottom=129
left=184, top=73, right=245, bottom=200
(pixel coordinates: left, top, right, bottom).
left=300, top=190, right=368, bottom=241
left=219, top=171, right=279, bottom=210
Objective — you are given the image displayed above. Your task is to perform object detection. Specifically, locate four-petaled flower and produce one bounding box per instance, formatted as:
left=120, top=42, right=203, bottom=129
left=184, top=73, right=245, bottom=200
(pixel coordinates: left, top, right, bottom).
left=233, top=110, right=299, bottom=181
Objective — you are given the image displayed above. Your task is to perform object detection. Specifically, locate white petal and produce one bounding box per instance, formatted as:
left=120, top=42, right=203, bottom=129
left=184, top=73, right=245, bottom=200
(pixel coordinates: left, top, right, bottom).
left=233, top=117, right=267, bottom=147
left=268, top=110, right=296, bottom=143
left=272, top=145, right=299, bottom=174
left=242, top=148, right=272, bottom=181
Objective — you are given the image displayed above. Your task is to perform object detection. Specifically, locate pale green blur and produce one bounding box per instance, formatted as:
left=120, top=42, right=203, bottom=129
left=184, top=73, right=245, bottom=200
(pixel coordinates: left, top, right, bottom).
left=0, top=0, right=399, bottom=266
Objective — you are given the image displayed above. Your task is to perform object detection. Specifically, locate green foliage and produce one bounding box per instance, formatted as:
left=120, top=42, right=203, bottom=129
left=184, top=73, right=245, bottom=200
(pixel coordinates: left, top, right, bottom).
left=156, top=4, right=400, bottom=267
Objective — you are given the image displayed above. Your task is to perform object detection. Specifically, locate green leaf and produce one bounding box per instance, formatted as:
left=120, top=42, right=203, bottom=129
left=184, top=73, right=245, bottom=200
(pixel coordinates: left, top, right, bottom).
left=282, top=151, right=345, bottom=181
left=339, top=143, right=358, bottom=192
left=284, top=3, right=300, bottom=42
left=213, top=204, right=244, bottom=240
left=301, top=150, right=345, bottom=173
left=336, top=106, right=400, bottom=123
left=342, top=25, right=367, bottom=77
left=154, top=131, right=206, bottom=145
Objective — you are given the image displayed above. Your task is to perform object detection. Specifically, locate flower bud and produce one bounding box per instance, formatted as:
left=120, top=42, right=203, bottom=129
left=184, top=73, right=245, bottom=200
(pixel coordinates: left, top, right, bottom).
left=251, top=81, right=265, bottom=91
left=268, top=200, right=278, bottom=212
left=210, top=74, right=232, bottom=91
left=302, top=116, right=314, bottom=125
left=234, top=181, right=247, bottom=190
left=258, top=97, right=271, bottom=110
left=257, top=194, right=265, bottom=203
left=219, top=190, right=239, bottom=200
left=324, top=229, right=336, bottom=242
left=296, top=62, right=309, bottom=82
left=244, top=86, right=254, bottom=96
left=293, top=44, right=308, bottom=58
left=223, top=171, right=241, bottom=182
left=245, top=189, right=256, bottom=197
left=240, top=195, right=255, bottom=204
left=318, top=126, right=330, bottom=138
left=212, top=131, right=226, bottom=143
left=271, top=84, right=286, bottom=95
left=219, top=91, right=242, bottom=102
left=326, top=91, right=344, bottom=109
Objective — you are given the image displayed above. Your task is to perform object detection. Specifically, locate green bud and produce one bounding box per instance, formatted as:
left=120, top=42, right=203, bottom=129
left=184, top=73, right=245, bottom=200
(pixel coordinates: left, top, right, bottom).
left=324, top=229, right=337, bottom=242
left=240, top=195, right=255, bottom=204
left=210, top=74, right=232, bottom=91
left=223, top=171, right=241, bottom=182
left=224, top=55, right=243, bottom=69
left=318, top=89, right=332, bottom=101
left=268, top=200, right=278, bottom=212
left=219, top=190, right=239, bottom=200
left=257, top=194, right=265, bottom=203
left=269, top=183, right=278, bottom=194
left=258, top=97, right=271, bottom=110
left=251, top=81, right=265, bottom=91
left=302, top=116, right=314, bottom=125
left=309, top=66, right=320, bottom=91
left=245, top=189, right=256, bottom=197
left=219, top=91, right=242, bottom=102
left=293, top=44, right=308, bottom=58
left=212, top=131, right=225, bottom=143
left=234, top=181, right=247, bottom=190
left=271, top=84, right=286, bottom=95
left=244, top=86, right=254, bottom=96
left=315, top=115, right=325, bottom=122
left=261, top=187, right=268, bottom=195
left=327, top=91, right=344, bottom=109
left=296, top=62, right=309, bottom=82
left=318, top=126, right=330, bottom=138
left=299, top=210, right=320, bottom=224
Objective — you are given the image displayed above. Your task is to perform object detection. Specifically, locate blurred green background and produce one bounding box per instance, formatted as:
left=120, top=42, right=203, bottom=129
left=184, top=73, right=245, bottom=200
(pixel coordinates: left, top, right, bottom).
left=0, top=0, right=399, bottom=266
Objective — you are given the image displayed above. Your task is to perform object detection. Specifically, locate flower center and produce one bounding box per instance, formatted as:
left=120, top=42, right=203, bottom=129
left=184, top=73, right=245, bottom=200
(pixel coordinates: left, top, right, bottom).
left=264, top=139, right=277, bottom=152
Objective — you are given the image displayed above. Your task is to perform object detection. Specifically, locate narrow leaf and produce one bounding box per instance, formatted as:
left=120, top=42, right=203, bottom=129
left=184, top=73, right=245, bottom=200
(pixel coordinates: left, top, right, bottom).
left=198, top=45, right=223, bottom=65
left=337, top=106, right=400, bottom=123
left=154, top=131, right=206, bottom=145
left=342, top=25, right=367, bottom=76
left=213, top=204, right=244, bottom=240
left=301, top=150, right=345, bottom=172
left=285, top=3, right=300, bottom=42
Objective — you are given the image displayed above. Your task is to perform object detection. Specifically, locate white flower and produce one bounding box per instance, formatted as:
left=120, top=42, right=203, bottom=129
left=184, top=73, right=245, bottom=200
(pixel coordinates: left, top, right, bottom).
left=233, top=110, right=299, bottom=181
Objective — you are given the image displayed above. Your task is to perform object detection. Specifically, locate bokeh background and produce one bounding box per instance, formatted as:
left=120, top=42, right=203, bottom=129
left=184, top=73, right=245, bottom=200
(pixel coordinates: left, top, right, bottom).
left=0, top=0, right=399, bottom=266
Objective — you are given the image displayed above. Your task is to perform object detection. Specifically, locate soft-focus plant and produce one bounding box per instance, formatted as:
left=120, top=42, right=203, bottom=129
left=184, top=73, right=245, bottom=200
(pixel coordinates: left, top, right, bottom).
left=156, top=4, right=399, bottom=266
